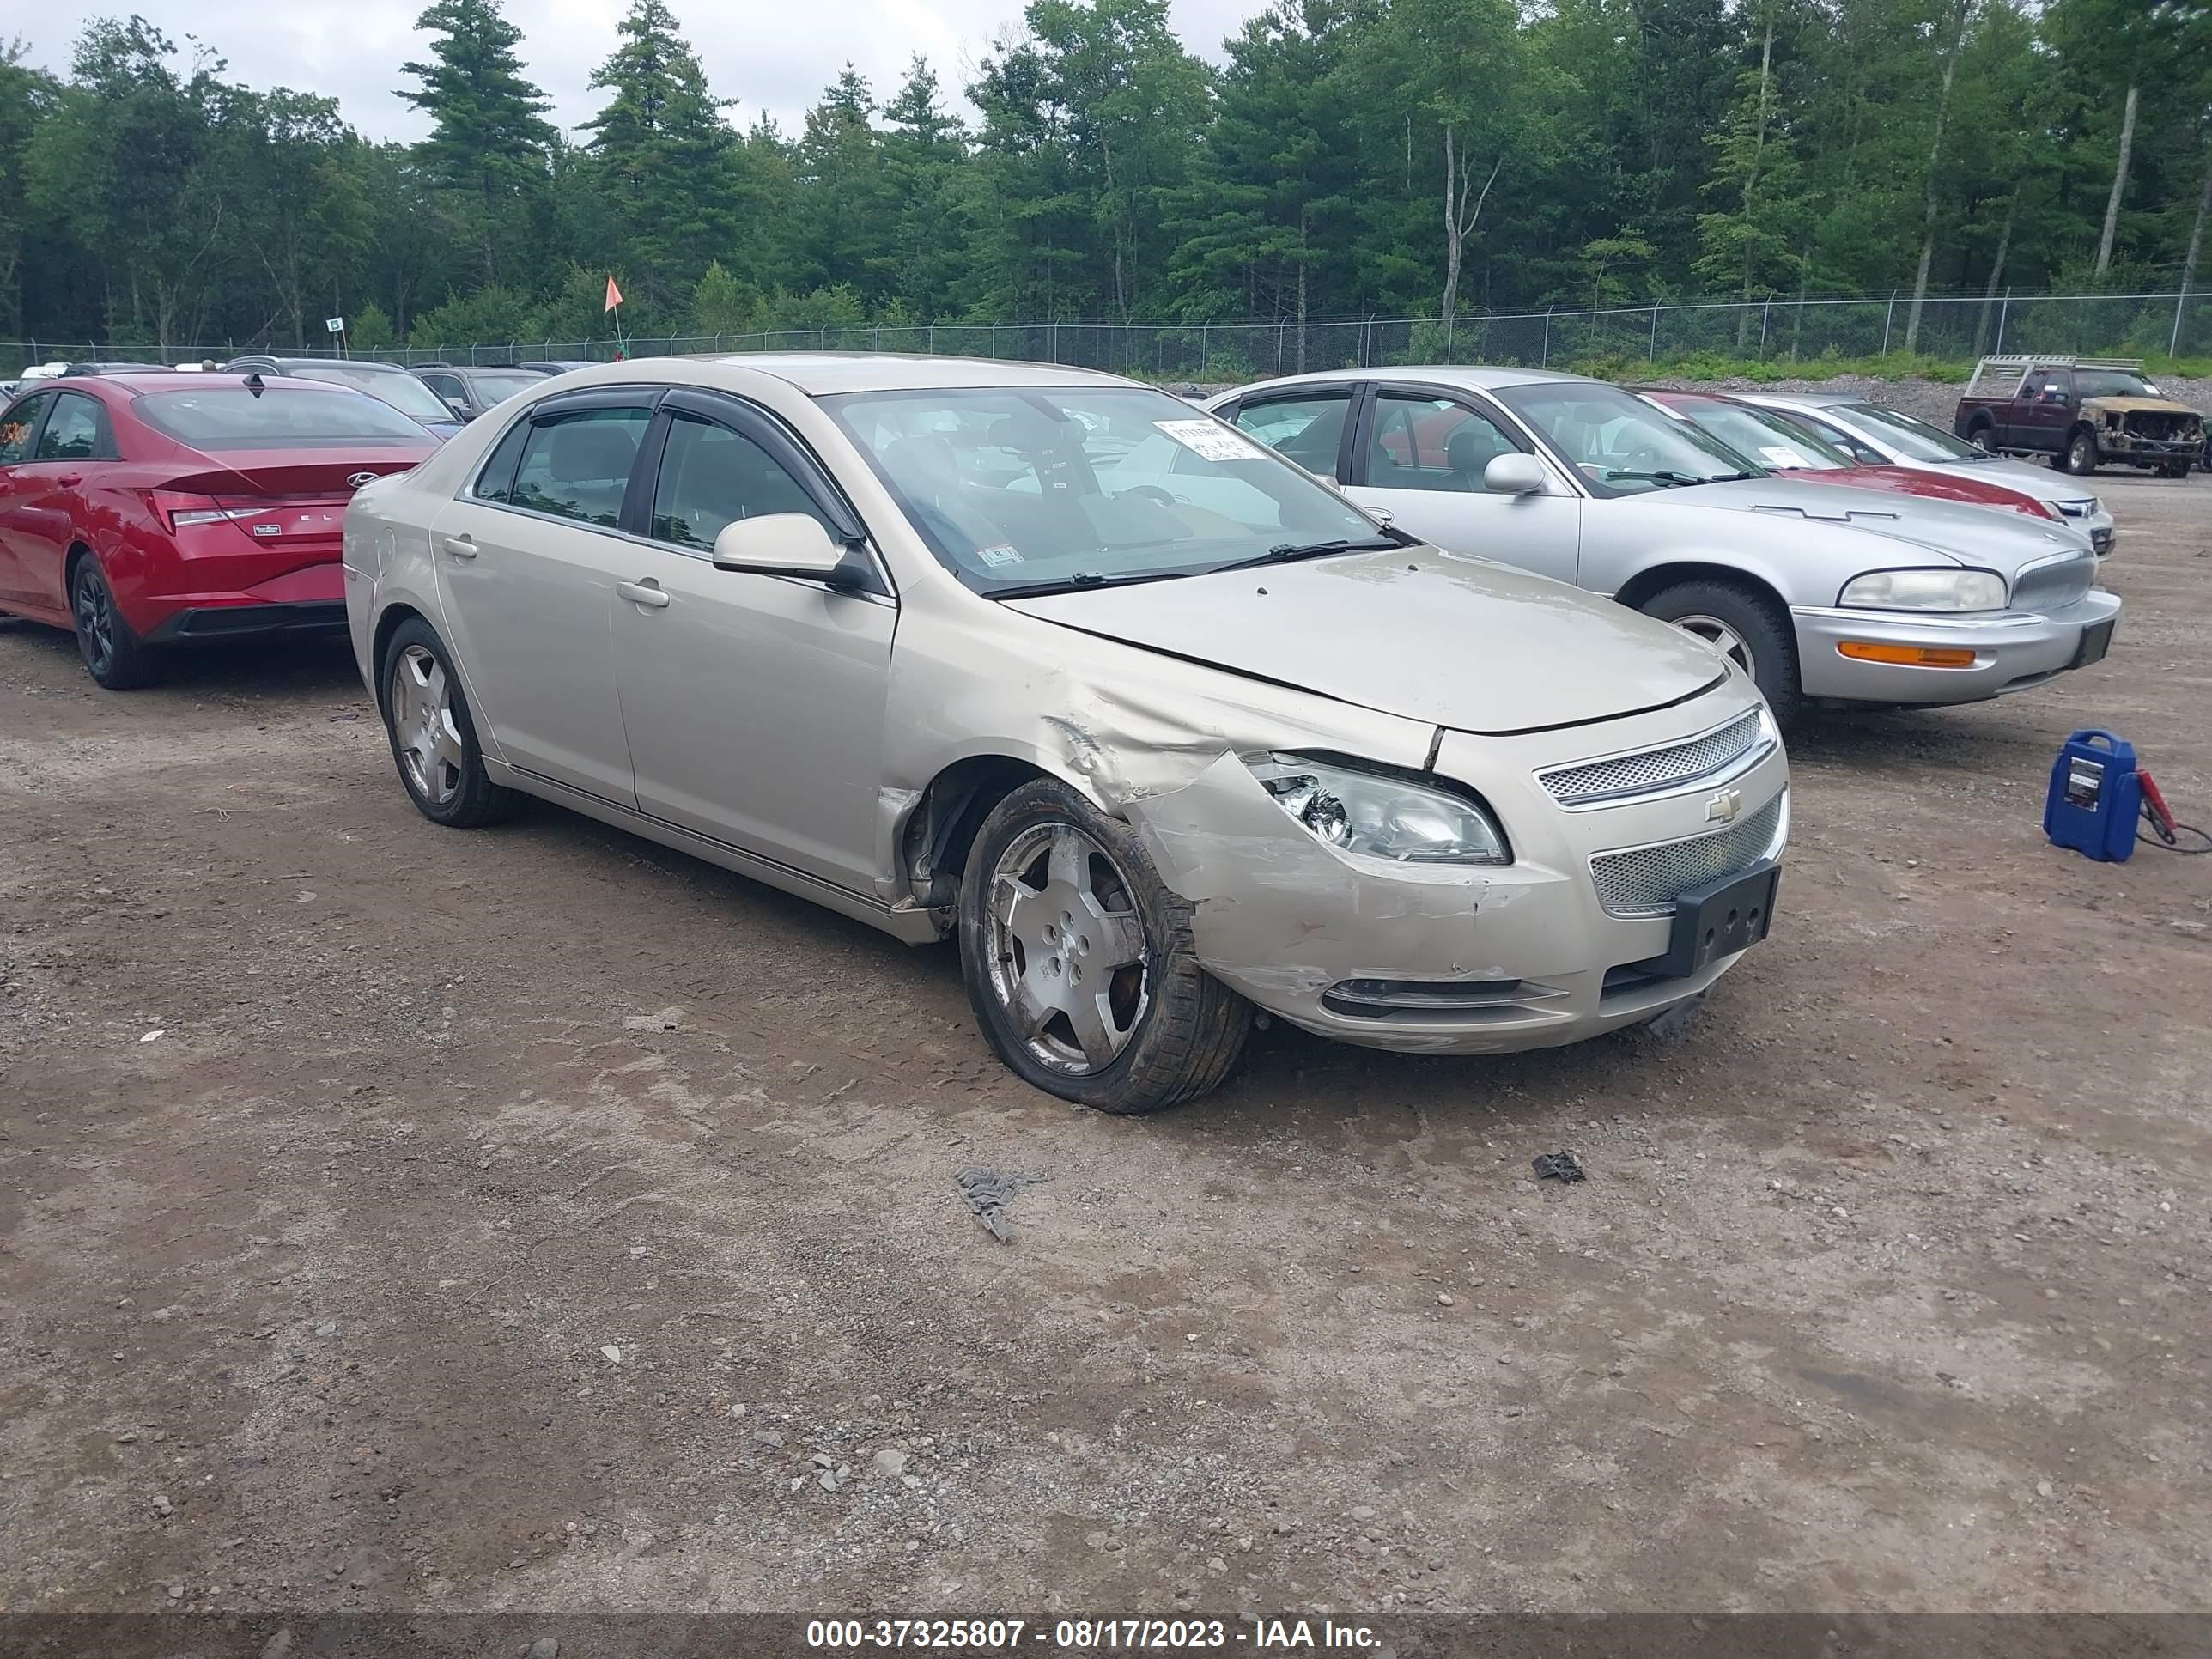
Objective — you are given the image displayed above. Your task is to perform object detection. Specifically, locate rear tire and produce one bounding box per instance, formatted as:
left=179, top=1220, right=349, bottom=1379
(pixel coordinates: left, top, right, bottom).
left=378, top=617, right=519, bottom=828
left=957, top=778, right=1249, bottom=1113
left=1636, top=580, right=1802, bottom=730
left=2060, top=427, right=2100, bottom=475
left=70, top=555, right=159, bottom=690
left=1966, top=420, right=1996, bottom=453
left=2159, top=460, right=2192, bottom=480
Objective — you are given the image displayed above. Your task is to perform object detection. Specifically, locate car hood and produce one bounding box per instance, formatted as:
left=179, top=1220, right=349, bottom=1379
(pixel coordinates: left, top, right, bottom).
left=1641, top=476, right=2091, bottom=569
left=1790, top=465, right=2046, bottom=518
left=2081, top=396, right=2202, bottom=419
left=1002, top=545, right=1729, bottom=735
left=1911, top=453, right=2094, bottom=504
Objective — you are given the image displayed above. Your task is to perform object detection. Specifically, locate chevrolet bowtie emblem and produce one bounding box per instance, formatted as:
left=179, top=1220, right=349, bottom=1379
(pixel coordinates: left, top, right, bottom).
left=1705, top=787, right=1744, bottom=823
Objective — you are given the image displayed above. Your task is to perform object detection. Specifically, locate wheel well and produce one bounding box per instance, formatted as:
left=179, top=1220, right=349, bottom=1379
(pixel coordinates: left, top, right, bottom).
left=1613, top=562, right=1789, bottom=622
left=903, top=755, right=1054, bottom=908
left=369, top=604, right=428, bottom=717
left=64, top=542, right=93, bottom=589
left=1964, top=410, right=1994, bottom=432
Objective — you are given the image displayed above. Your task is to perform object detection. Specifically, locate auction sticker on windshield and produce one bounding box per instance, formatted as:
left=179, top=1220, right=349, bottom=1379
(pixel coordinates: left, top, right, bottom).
left=1155, top=419, right=1266, bottom=463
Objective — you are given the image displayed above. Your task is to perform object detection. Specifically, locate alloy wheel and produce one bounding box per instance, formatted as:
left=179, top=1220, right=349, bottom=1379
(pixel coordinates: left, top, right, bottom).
left=72, top=569, right=114, bottom=674
left=1673, top=613, right=1755, bottom=679
left=392, top=644, right=465, bottom=807
left=984, top=821, right=1152, bottom=1075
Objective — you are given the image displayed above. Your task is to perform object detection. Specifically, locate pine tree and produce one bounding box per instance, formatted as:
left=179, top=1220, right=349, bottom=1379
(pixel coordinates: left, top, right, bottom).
left=580, top=0, right=741, bottom=295
left=398, top=0, right=556, bottom=283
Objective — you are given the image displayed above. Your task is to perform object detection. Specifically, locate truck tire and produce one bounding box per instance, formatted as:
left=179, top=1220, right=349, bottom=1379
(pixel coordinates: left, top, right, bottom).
left=2159, top=459, right=2193, bottom=480
left=1636, top=580, right=1802, bottom=731
left=1965, top=416, right=1997, bottom=453
left=2059, top=427, right=2100, bottom=475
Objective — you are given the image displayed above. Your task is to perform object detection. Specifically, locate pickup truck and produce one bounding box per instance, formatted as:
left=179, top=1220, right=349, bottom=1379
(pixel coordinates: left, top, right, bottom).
left=1954, top=355, right=2204, bottom=477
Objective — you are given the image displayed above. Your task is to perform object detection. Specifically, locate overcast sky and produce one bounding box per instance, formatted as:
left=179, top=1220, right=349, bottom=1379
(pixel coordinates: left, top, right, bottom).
left=21, top=0, right=1262, bottom=142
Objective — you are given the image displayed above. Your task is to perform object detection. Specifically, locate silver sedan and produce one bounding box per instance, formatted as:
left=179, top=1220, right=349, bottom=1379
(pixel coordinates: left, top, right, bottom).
left=344, top=356, right=1787, bottom=1112
left=1735, top=390, right=2118, bottom=556
left=1207, top=369, right=2119, bottom=725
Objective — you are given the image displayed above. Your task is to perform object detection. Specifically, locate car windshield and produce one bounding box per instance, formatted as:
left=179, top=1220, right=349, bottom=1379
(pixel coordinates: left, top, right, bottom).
left=285, top=363, right=453, bottom=423
left=823, top=386, right=1392, bottom=593
left=2074, top=369, right=2159, bottom=399
left=1838, top=401, right=1980, bottom=461
left=1663, top=398, right=1854, bottom=471
left=1492, top=381, right=1761, bottom=495
left=135, top=387, right=435, bottom=449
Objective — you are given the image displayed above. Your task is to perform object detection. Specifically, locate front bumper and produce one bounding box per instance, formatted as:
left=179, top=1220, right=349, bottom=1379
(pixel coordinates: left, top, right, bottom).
left=1790, top=589, right=2122, bottom=705
left=2100, top=431, right=2199, bottom=463
left=1126, top=693, right=1789, bottom=1055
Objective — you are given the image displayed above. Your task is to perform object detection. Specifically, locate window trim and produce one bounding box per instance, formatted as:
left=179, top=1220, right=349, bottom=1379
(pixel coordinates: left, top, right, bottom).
left=629, top=388, right=892, bottom=599
left=1223, top=384, right=1361, bottom=483
left=1349, top=382, right=1545, bottom=493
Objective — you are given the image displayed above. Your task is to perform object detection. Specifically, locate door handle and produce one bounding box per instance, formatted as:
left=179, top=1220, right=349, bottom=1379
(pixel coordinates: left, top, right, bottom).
left=617, top=579, right=670, bottom=609
left=55, top=474, right=82, bottom=487
left=437, top=532, right=477, bottom=559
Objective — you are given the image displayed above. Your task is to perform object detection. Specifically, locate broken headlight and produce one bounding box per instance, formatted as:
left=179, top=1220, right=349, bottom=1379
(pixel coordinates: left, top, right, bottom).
left=1244, top=753, right=1510, bottom=865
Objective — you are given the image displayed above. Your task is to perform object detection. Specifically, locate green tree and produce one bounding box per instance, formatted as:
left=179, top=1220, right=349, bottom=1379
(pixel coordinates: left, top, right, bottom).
left=580, top=0, right=740, bottom=297
left=398, top=0, right=555, bottom=283
left=1694, top=6, right=1809, bottom=344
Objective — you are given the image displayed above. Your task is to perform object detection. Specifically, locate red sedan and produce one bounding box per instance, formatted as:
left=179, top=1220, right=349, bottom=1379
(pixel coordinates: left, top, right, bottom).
left=1638, top=389, right=2057, bottom=521
left=0, top=372, right=438, bottom=688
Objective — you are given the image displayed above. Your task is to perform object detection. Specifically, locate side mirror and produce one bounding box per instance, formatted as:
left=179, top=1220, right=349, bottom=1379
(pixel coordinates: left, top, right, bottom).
left=1485, top=453, right=1548, bottom=495
left=712, top=513, right=860, bottom=586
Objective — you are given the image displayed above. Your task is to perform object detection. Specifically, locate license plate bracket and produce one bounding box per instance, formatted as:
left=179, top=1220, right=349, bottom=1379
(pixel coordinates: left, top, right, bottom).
left=1647, top=863, right=1780, bottom=981
left=2069, top=617, right=2116, bottom=669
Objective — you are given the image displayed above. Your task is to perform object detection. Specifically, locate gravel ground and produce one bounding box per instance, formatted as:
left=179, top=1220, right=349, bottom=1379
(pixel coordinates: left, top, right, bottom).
left=1, top=472, right=2208, bottom=1627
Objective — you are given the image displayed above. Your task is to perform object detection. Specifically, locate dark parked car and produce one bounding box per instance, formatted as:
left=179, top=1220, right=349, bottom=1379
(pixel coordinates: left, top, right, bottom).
left=515, top=360, right=597, bottom=374
left=412, top=362, right=551, bottom=422
left=222, top=354, right=462, bottom=440
left=0, top=372, right=437, bottom=687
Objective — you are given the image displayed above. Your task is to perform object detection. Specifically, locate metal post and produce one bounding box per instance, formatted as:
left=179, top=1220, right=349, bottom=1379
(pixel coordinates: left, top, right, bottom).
left=1995, top=287, right=2010, bottom=356
left=990, top=323, right=998, bottom=360
left=1200, top=321, right=1209, bottom=374
left=927, top=324, right=934, bottom=355
left=1445, top=313, right=1455, bottom=362
left=1541, top=307, right=1552, bottom=368
left=1650, top=305, right=1659, bottom=362
left=2172, top=286, right=2188, bottom=359
left=1881, top=295, right=1894, bottom=356
left=1759, top=301, right=1771, bottom=355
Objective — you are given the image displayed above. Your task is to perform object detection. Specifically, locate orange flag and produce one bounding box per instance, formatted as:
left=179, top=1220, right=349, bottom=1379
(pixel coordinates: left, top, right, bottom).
left=604, top=275, right=624, bottom=313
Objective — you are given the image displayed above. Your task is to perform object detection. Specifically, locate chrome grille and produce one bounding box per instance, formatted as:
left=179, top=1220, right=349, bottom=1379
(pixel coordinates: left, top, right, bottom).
left=2053, top=497, right=2100, bottom=519
left=1590, top=792, right=1786, bottom=917
left=2010, top=552, right=2095, bottom=614
left=1539, top=710, right=1765, bottom=805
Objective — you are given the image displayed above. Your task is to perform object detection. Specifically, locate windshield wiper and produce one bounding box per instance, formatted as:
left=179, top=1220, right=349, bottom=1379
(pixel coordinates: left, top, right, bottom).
left=1607, top=469, right=1760, bottom=488
left=982, top=569, right=1195, bottom=600
left=1210, top=535, right=1402, bottom=574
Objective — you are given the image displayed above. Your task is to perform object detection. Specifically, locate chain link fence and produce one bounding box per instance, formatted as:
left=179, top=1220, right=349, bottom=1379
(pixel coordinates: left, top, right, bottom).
left=11, top=289, right=2212, bottom=382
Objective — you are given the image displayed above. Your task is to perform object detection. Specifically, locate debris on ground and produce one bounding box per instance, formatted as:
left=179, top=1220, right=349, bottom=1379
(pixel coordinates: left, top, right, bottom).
left=1533, top=1152, right=1587, bottom=1184
left=955, top=1166, right=1049, bottom=1242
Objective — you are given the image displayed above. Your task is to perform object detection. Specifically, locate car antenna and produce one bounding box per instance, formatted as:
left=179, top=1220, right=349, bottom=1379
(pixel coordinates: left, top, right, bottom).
left=245, top=371, right=265, bottom=398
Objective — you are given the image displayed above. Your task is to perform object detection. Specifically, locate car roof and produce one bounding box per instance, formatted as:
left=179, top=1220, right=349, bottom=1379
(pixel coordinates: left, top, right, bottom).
left=1234, top=364, right=1597, bottom=395
left=1740, top=390, right=1859, bottom=410
left=698, top=352, right=1137, bottom=394
left=60, top=372, right=367, bottom=398
left=231, top=356, right=413, bottom=373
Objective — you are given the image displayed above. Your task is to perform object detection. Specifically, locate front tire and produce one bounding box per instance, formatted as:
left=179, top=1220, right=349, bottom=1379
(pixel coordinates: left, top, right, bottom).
left=379, top=617, right=518, bottom=828
left=1637, top=580, right=1802, bottom=729
left=2060, top=428, right=2100, bottom=475
left=2159, top=459, right=2193, bottom=479
left=957, top=779, right=1249, bottom=1113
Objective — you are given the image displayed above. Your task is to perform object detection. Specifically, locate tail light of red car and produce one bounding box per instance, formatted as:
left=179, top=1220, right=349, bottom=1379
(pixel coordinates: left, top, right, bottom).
left=146, top=490, right=268, bottom=533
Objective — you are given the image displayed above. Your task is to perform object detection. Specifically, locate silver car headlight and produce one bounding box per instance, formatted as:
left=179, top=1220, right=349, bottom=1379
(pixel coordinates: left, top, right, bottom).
left=1244, top=753, right=1510, bottom=865
left=2053, top=497, right=2100, bottom=519
left=1836, top=568, right=2007, bottom=612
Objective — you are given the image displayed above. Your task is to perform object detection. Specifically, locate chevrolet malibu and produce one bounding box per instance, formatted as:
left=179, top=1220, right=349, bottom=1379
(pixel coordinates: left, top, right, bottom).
left=343, top=356, right=1788, bottom=1112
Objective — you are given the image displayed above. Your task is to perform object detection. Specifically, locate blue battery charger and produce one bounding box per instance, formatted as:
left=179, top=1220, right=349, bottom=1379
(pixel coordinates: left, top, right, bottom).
left=2044, top=730, right=2142, bottom=862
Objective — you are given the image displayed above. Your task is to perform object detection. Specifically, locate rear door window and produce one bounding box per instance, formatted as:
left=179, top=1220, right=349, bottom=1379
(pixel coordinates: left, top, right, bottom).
left=508, top=406, right=653, bottom=528
left=1229, top=392, right=1352, bottom=479
left=33, top=393, right=115, bottom=461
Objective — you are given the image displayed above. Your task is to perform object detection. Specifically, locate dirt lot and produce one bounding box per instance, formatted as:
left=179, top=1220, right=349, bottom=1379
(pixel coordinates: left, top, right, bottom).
left=2, top=472, right=2209, bottom=1630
